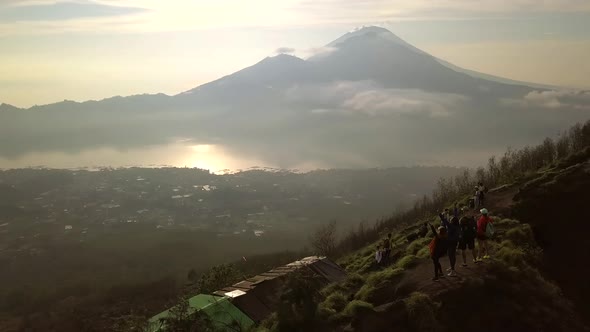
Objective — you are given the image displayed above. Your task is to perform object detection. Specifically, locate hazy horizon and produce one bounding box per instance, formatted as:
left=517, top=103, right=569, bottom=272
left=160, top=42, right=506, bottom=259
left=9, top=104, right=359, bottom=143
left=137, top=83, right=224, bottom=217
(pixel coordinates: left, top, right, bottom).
left=1, top=1, right=590, bottom=108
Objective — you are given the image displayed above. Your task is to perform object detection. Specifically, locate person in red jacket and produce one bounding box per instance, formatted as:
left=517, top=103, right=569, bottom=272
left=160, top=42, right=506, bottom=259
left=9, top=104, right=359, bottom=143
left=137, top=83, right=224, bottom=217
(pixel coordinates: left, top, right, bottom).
left=476, top=208, right=493, bottom=261
left=429, top=224, right=448, bottom=281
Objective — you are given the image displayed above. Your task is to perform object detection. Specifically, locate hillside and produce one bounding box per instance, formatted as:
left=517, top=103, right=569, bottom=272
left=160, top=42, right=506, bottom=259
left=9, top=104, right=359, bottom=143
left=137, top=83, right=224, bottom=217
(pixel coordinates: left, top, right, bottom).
left=255, top=142, right=589, bottom=332
left=254, top=125, right=590, bottom=332
left=320, top=182, right=588, bottom=332
left=128, top=120, right=590, bottom=332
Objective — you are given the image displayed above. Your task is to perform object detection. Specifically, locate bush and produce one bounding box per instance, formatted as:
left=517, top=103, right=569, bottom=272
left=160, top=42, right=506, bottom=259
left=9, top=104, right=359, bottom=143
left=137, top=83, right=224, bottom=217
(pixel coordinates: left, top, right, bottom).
left=343, top=273, right=365, bottom=289
left=505, top=225, right=535, bottom=245
left=355, top=268, right=404, bottom=301
left=416, top=247, right=430, bottom=259
left=342, top=300, right=374, bottom=318
left=406, top=237, right=431, bottom=255
left=322, top=292, right=348, bottom=312
left=496, top=244, right=527, bottom=267
left=365, top=267, right=404, bottom=286
left=404, top=292, right=440, bottom=332
left=396, top=255, right=418, bottom=269
left=321, top=273, right=365, bottom=298
left=344, top=253, right=375, bottom=273
left=354, top=283, right=374, bottom=302
left=495, top=218, right=520, bottom=227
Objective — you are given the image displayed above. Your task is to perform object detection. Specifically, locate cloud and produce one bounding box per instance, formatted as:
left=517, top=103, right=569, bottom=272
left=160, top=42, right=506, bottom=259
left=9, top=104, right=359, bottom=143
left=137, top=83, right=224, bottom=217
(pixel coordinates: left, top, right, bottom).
left=286, top=81, right=469, bottom=117
left=295, top=0, right=590, bottom=20
left=0, top=1, right=147, bottom=22
left=2, top=0, right=590, bottom=35
left=276, top=47, right=295, bottom=54
left=342, top=88, right=468, bottom=117
left=504, top=90, right=590, bottom=110
left=305, top=46, right=338, bottom=59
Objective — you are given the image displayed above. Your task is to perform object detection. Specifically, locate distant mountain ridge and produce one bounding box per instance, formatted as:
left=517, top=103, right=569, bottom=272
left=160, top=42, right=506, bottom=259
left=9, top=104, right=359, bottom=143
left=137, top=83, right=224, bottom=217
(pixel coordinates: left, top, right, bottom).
left=1, top=26, right=588, bottom=170
left=2, top=26, right=552, bottom=110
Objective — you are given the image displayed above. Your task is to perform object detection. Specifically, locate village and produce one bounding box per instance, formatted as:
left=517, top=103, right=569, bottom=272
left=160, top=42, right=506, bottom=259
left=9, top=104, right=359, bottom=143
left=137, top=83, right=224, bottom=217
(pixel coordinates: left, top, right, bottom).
left=0, top=167, right=458, bottom=261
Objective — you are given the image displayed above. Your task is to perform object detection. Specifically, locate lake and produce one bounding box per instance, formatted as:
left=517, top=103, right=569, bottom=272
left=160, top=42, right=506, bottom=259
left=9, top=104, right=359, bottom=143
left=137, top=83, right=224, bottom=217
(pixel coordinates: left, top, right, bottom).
left=0, top=143, right=272, bottom=174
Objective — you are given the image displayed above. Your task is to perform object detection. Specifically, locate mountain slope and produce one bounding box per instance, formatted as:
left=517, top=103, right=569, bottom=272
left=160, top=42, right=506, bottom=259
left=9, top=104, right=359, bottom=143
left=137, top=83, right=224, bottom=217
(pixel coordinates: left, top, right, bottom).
left=513, top=147, right=590, bottom=320
left=2, top=26, right=589, bottom=170
left=0, top=103, right=22, bottom=112
left=254, top=121, right=590, bottom=332
left=182, top=26, right=534, bottom=99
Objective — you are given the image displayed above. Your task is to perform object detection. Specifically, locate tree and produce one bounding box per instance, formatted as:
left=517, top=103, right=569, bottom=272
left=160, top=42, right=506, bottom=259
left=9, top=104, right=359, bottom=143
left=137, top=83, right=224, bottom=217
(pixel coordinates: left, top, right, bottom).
left=276, top=269, right=325, bottom=332
left=187, top=269, right=198, bottom=283
left=154, top=298, right=215, bottom=332
left=309, top=221, right=337, bottom=257
left=195, top=264, right=243, bottom=294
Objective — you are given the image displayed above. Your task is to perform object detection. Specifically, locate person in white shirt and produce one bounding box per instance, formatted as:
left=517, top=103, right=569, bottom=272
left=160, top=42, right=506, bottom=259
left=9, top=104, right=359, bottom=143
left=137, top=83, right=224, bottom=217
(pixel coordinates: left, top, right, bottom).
left=375, top=245, right=383, bottom=265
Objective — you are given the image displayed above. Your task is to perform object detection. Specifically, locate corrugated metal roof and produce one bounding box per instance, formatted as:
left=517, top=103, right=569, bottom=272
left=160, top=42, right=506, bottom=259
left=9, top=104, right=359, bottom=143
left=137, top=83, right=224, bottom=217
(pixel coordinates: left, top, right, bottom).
left=213, top=256, right=346, bottom=323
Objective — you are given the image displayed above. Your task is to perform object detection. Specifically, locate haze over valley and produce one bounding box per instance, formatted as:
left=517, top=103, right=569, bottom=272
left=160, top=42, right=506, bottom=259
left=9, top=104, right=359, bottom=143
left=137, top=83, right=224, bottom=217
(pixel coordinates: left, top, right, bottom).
left=2, top=27, right=589, bottom=170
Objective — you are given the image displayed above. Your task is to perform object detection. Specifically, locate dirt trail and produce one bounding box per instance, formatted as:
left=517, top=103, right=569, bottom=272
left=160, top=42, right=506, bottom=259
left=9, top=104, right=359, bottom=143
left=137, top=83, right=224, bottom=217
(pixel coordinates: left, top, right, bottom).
left=396, top=258, right=489, bottom=298
left=484, top=184, right=519, bottom=217
left=395, top=184, right=519, bottom=300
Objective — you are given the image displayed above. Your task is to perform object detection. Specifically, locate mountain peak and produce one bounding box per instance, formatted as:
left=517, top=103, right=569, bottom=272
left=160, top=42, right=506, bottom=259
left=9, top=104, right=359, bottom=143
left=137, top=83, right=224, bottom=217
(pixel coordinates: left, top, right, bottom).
left=328, top=25, right=406, bottom=47
left=350, top=25, right=392, bottom=33
left=0, top=103, right=21, bottom=111
left=259, top=53, right=304, bottom=64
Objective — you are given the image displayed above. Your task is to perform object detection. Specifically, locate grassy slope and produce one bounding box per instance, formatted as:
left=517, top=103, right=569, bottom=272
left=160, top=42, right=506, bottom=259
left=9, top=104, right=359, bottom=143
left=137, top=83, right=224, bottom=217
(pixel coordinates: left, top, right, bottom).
left=283, top=151, right=590, bottom=332
left=512, top=147, right=590, bottom=321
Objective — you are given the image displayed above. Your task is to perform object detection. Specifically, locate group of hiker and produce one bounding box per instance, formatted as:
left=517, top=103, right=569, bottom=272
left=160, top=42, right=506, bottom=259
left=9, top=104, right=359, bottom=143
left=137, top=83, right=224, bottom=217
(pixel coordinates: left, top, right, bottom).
left=429, top=204, right=494, bottom=281
left=374, top=182, right=495, bottom=281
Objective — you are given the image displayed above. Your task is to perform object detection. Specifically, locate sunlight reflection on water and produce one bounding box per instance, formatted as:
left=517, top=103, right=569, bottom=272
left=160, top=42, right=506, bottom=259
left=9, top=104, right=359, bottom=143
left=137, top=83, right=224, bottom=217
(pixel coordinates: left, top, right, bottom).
left=0, top=143, right=271, bottom=174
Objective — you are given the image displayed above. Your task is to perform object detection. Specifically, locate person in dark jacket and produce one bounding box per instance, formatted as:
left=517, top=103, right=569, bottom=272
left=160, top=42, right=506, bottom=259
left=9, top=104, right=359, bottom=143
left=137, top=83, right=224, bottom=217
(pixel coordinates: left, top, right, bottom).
left=478, top=182, right=486, bottom=207
left=429, top=224, right=448, bottom=281
left=439, top=205, right=460, bottom=276
left=459, top=212, right=478, bottom=266
left=382, top=233, right=392, bottom=264
left=418, top=223, right=428, bottom=238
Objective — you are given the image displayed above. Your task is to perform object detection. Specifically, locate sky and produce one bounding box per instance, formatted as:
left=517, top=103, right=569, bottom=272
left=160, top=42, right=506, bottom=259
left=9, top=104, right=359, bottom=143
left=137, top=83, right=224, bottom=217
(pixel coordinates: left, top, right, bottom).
left=1, top=0, right=590, bottom=108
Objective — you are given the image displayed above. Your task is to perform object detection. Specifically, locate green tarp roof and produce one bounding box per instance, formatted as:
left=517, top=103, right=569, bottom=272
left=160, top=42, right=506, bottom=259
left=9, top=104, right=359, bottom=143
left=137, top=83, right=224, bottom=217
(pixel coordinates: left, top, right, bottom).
left=148, top=294, right=254, bottom=332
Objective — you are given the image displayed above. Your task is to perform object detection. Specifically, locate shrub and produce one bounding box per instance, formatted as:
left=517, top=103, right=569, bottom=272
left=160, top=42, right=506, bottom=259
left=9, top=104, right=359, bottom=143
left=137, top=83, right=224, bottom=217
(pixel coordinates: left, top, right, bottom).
left=343, top=273, right=365, bottom=288
left=505, top=224, right=535, bottom=245
left=416, top=246, right=430, bottom=259
left=495, top=218, right=520, bottom=227
left=365, top=267, right=404, bottom=286
left=351, top=254, right=376, bottom=273
left=404, top=292, right=440, bottom=332
left=406, top=237, right=431, bottom=255
left=321, top=273, right=365, bottom=297
left=355, top=268, right=404, bottom=301
left=316, top=304, right=337, bottom=321
left=396, top=255, right=418, bottom=269
left=354, top=283, right=375, bottom=301
left=496, top=245, right=527, bottom=267
left=342, top=300, right=374, bottom=318
left=258, top=312, right=278, bottom=331
left=322, top=291, right=348, bottom=312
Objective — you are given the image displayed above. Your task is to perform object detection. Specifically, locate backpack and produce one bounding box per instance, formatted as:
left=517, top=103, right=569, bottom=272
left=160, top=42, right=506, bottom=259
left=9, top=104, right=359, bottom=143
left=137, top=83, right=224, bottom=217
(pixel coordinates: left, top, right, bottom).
left=485, top=222, right=495, bottom=238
